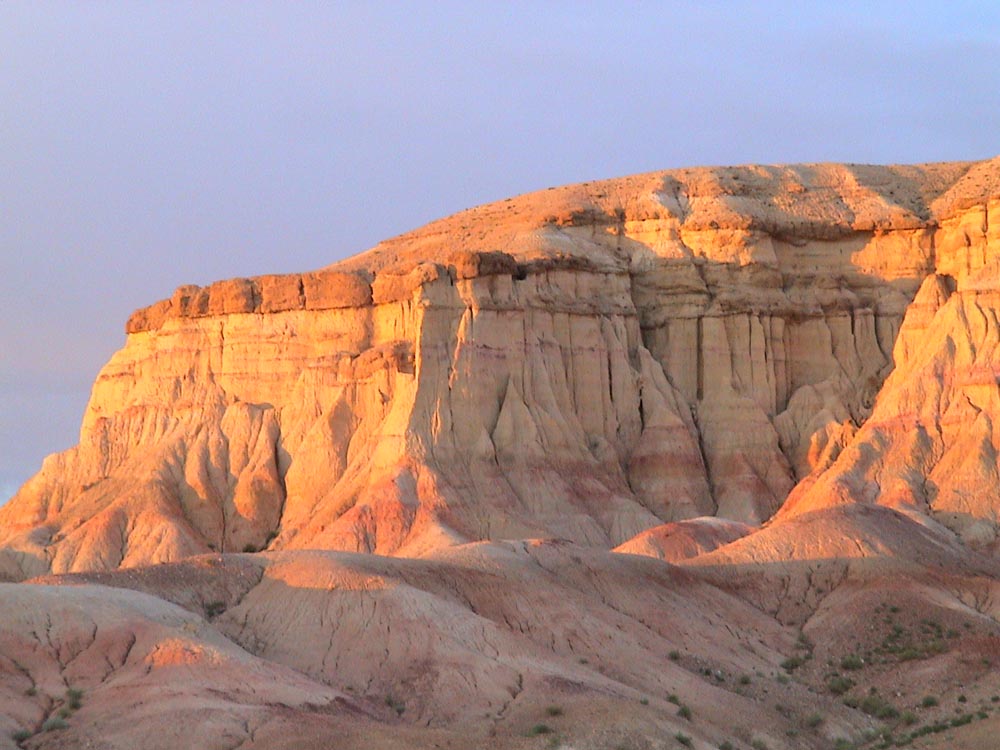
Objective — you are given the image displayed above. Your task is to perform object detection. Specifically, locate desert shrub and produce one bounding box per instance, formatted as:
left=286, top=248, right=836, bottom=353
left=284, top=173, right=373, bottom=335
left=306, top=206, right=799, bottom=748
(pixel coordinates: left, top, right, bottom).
left=921, top=695, right=939, bottom=708
left=41, top=718, right=68, bottom=732
left=205, top=601, right=226, bottom=618
left=718, top=743, right=733, bottom=750
left=545, top=705, right=563, bottom=716
left=667, top=693, right=680, bottom=705
left=639, top=697, right=649, bottom=705
left=780, top=656, right=803, bottom=671
left=675, top=733, right=692, bottom=747
left=677, top=705, right=692, bottom=720
left=66, top=687, right=83, bottom=710
left=858, top=693, right=898, bottom=719
left=528, top=724, right=553, bottom=735
left=11, top=729, right=32, bottom=742
left=805, top=712, right=823, bottom=728
left=384, top=695, right=405, bottom=715
left=738, top=674, right=752, bottom=685
left=668, top=650, right=681, bottom=661
left=840, top=654, right=864, bottom=670
left=900, top=710, right=917, bottom=725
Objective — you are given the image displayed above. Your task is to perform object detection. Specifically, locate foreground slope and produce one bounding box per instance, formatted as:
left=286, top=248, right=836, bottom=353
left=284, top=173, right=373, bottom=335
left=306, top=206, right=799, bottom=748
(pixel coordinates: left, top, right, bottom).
left=5, top=159, right=1000, bottom=576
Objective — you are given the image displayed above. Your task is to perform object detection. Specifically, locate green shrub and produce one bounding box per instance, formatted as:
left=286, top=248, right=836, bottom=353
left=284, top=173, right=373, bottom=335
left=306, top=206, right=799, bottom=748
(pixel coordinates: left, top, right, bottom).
left=545, top=705, right=563, bottom=716
left=528, top=724, right=553, bottom=736
left=675, top=733, right=692, bottom=747
left=41, top=718, right=68, bottom=732
left=805, top=712, right=823, bottom=728
left=667, top=693, right=680, bottom=705
left=668, top=650, right=681, bottom=661
left=677, top=704, right=692, bottom=720
left=738, top=674, right=752, bottom=685
left=639, top=697, right=649, bottom=705
left=66, top=687, right=83, bottom=710
left=827, top=675, right=854, bottom=695
left=780, top=656, right=803, bottom=671
left=921, top=695, right=939, bottom=708
left=11, top=729, right=32, bottom=742
left=856, top=693, right=898, bottom=719
left=840, top=654, right=864, bottom=670
left=719, top=743, right=733, bottom=750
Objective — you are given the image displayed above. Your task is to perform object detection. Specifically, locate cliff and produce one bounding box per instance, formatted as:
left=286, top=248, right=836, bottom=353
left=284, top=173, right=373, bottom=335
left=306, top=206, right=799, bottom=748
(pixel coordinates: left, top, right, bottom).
left=4, top=158, right=1000, bottom=578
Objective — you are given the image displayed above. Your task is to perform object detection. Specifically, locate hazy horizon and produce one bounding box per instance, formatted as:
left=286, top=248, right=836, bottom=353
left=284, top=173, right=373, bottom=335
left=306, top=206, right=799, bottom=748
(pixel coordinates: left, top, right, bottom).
left=3, top=2, right=999, bottom=503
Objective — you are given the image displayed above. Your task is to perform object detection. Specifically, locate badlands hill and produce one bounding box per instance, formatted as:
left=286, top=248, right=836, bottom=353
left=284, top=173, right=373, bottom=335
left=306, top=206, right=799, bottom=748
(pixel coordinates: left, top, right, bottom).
left=3, top=159, right=1000, bottom=750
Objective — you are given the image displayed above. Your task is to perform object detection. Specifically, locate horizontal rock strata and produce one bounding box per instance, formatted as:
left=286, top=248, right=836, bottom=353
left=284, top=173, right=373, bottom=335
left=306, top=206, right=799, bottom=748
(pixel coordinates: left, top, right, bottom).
left=4, top=158, right=1000, bottom=576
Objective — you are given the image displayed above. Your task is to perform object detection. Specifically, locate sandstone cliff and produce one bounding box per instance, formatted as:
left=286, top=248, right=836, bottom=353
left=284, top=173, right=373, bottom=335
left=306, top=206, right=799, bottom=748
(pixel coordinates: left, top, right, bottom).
left=4, top=158, right=1000, bottom=577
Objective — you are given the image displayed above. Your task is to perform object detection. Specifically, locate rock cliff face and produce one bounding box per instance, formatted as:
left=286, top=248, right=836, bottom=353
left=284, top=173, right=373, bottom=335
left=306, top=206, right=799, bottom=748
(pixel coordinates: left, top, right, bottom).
left=4, top=158, right=1000, bottom=577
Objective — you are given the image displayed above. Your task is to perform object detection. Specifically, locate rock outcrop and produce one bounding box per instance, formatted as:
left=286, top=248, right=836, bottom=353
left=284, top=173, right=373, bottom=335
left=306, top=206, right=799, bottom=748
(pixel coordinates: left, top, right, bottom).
left=4, top=158, right=1000, bottom=578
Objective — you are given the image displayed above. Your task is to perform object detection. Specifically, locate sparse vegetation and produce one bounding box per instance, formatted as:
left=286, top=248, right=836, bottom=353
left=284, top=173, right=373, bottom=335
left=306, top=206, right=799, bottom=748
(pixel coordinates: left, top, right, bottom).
left=675, top=732, right=692, bottom=747
left=738, top=674, right=751, bottom=685
left=384, top=695, right=405, bottom=716
left=668, top=650, right=681, bottom=661
left=66, top=687, right=83, bottom=710
left=528, top=723, right=553, bottom=736
left=805, top=712, right=823, bottom=728
left=750, top=738, right=769, bottom=750
left=545, top=705, right=563, bottom=716
left=24, top=686, right=36, bottom=697
left=205, top=600, right=226, bottom=618
left=677, top=704, right=692, bottom=720
left=857, top=692, right=898, bottom=720
left=826, top=674, right=854, bottom=695
left=780, top=656, right=803, bottom=671
left=667, top=693, right=680, bottom=705
left=41, top=717, right=68, bottom=732
left=718, top=743, right=733, bottom=750
left=921, top=695, right=939, bottom=708
left=11, top=729, right=32, bottom=742
left=840, top=654, right=864, bottom=670
left=639, top=697, right=649, bottom=705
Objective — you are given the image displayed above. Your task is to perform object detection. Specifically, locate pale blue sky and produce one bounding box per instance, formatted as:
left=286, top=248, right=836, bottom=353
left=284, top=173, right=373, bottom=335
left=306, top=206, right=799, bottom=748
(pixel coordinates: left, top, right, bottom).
left=2, top=2, right=999, bottom=502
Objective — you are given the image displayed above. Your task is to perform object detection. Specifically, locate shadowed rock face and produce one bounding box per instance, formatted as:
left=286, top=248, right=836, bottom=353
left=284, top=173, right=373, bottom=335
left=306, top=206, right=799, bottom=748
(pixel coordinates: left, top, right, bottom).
left=4, top=159, right=1000, bottom=579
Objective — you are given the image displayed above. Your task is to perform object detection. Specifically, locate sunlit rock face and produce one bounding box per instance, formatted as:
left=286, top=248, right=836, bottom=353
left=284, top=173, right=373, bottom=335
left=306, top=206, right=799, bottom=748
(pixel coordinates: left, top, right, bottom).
left=4, top=157, right=1000, bottom=577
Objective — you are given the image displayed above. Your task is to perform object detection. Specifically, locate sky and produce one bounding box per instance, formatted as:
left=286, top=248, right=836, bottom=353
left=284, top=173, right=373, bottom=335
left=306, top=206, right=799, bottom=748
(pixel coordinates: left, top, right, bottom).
left=2, top=1, right=999, bottom=503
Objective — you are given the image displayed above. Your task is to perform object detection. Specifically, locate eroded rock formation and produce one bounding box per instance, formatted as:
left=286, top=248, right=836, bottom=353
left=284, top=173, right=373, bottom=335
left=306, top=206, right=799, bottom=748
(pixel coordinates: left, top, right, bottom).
left=4, top=158, right=1000, bottom=578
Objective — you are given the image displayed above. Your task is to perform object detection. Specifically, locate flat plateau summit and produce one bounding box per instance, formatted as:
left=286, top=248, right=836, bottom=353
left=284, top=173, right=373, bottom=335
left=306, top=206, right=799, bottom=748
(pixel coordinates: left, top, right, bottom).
left=3, top=160, right=1000, bottom=749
